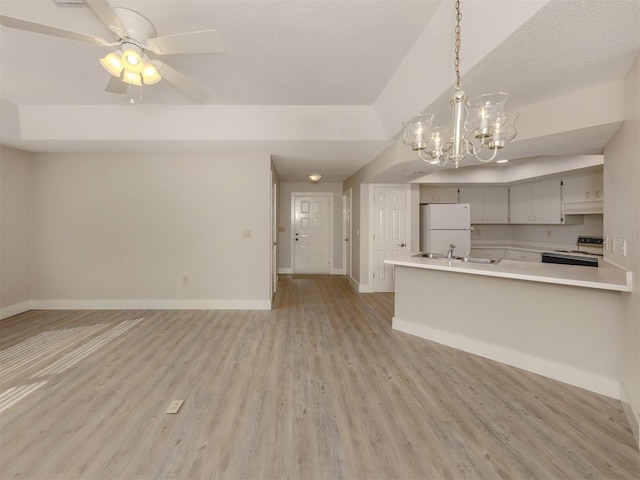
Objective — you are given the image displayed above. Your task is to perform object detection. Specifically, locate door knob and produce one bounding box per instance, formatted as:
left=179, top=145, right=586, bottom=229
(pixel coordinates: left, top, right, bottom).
left=397, top=243, right=406, bottom=247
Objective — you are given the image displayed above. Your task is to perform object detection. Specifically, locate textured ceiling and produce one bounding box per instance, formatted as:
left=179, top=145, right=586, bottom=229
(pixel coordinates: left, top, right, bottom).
left=1, top=0, right=639, bottom=182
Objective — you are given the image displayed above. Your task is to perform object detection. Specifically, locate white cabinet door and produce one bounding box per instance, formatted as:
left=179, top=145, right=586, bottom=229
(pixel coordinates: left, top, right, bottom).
left=420, top=186, right=459, bottom=203
left=562, top=172, right=604, bottom=214
left=459, top=187, right=509, bottom=224
left=483, top=187, right=509, bottom=224
left=533, top=179, right=562, bottom=224
left=563, top=174, right=593, bottom=203
left=459, top=187, right=484, bottom=223
left=509, top=184, right=532, bottom=223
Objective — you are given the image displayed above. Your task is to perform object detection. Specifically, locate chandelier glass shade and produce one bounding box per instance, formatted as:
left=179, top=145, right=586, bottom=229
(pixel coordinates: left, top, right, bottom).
left=100, top=43, right=161, bottom=86
left=402, top=1, right=518, bottom=169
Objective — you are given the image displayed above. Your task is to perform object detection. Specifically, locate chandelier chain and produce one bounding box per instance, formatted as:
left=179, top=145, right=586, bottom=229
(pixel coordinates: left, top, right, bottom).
left=454, top=0, right=462, bottom=90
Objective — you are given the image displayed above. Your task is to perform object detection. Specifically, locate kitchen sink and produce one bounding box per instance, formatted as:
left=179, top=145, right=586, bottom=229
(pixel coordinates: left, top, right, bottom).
left=457, top=257, right=501, bottom=264
left=412, top=253, right=447, bottom=259
left=412, top=253, right=500, bottom=264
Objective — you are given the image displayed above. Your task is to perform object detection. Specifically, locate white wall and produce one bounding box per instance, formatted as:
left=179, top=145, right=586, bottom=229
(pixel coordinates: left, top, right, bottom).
left=0, top=147, right=33, bottom=318
left=277, top=181, right=343, bottom=274
left=25, top=152, right=273, bottom=310
left=604, top=54, right=640, bottom=447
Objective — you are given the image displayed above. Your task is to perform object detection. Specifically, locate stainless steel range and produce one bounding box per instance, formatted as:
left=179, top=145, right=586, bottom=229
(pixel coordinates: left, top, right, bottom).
left=541, top=236, right=604, bottom=267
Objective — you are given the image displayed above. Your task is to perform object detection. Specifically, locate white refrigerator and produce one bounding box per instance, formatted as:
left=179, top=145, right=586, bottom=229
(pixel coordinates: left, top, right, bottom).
left=420, top=203, right=471, bottom=256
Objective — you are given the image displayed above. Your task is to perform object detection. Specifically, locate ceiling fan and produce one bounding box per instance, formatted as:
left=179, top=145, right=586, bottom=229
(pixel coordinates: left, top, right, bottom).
left=0, top=0, right=224, bottom=102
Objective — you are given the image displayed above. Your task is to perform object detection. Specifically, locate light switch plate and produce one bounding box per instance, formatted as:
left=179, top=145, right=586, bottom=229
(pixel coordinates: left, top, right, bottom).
left=165, top=400, right=184, bottom=414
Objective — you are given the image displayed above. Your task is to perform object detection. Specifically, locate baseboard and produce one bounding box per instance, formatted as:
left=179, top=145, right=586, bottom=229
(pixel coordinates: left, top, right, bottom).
left=392, top=317, right=620, bottom=399
left=359, top=282, right=374, bottom=293
left=278, top=268, right=294, bottom=274
left=29, top=298, right=272, bottom=311
left=0, top=301, right=33, bottom=320
left=331, top=268, right=343, bottom=275
left=347, top=276, right=359, bottom=293
left=620, top=381, right=640, bottom=449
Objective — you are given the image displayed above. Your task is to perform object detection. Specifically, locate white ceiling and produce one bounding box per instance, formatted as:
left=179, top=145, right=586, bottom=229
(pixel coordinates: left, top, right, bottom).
left=1, top=0, right=639, bottom=182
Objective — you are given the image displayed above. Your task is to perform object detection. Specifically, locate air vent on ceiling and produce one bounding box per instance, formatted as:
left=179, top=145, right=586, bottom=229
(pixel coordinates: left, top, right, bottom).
left=52, top=0, right=86, bottom=7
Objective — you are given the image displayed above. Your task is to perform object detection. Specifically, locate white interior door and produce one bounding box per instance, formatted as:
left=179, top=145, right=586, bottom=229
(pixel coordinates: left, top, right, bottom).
left=271, top=179, right=278, bottom=298
left=373, top=186, right=407, bottom=292
left=293, top=194, right=331, bottom=274
left=342, top=189, right=352, bottom=278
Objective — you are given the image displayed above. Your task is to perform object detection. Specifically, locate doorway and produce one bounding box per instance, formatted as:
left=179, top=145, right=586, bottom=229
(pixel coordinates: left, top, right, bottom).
left=291, top=193, right=332, bottom=274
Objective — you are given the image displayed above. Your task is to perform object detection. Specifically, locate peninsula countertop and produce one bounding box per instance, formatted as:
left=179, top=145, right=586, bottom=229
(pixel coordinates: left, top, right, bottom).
left=384, top=254, right=632, bottom=292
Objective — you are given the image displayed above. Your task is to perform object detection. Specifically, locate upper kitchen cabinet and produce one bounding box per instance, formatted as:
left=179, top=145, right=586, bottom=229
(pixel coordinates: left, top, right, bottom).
left=562, top=171, right=604, bottom=214
left=510, top=179, right=582, bottom=224
left=459, top=186, right=509, bottom=224
left=420, top=186, right=459, bottom=204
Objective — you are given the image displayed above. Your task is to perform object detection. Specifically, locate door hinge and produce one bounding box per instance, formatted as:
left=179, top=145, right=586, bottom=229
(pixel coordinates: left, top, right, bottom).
left=373, top=272, right=375, bottom=279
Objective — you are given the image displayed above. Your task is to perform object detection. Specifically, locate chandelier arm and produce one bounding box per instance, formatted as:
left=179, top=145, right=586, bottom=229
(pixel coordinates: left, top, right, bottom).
left=473, top=146, right=500, bottom=163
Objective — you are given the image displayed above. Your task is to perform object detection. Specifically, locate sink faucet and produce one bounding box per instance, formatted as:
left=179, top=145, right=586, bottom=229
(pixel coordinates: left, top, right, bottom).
left=447, top=244, right=456, bottom=259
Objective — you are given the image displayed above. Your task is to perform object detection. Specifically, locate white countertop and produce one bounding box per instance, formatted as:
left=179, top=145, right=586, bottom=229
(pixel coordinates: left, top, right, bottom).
left=385, top=254, right=632, bottom=292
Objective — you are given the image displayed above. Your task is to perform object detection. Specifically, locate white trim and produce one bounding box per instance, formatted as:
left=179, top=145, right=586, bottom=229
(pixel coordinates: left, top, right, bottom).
left=29, top=299, right=272, bottom=311
left=330, top=268, right=343, bottom=275
left=392, top=316, right=620, bottom=399
left=1, top=301, right=34, bottom=320
left=290, top=192, right=333, bottom=274
left=278, top=267, right=294, bottom=274
left=620, top=381, right=640, bottom=448
left=359, top=283, right=374, bottom=293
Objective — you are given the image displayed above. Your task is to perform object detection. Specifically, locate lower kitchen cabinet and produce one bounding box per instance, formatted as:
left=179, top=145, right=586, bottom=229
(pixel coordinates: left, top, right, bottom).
left=505, top=250, right=541, bottom=262
left=470, top=248, right=506, bottom=260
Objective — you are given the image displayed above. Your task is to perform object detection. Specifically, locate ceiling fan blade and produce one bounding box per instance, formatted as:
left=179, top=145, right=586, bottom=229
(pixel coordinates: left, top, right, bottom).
left=146, top=30, right=224, bottom=55
left=0, top=15, right=113, bottom=46
left=84, top=0, right=129, bottom=38
left=154, top=61, right=210, bottom=103
left=105, top=75, right=128, bottom=94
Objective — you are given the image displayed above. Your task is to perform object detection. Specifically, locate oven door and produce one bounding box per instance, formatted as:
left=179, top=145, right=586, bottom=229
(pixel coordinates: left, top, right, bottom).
left=541, top=253, right=598, bottom=267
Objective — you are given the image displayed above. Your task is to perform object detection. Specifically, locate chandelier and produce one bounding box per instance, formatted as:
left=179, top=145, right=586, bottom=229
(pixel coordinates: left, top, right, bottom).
left=402, top=0, right=518, bottom=169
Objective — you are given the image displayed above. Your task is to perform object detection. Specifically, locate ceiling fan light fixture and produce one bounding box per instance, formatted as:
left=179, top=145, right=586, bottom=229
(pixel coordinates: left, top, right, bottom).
left=141, top=62, right=161, bottom=85
left=100, top=50, right=124, bottom=77
left=122, top=70, right=142, bottom=86
left=122, top=47, right=143, bottom=73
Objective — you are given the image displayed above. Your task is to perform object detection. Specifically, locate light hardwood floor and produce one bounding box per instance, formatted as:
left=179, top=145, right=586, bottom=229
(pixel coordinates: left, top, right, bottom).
left=1, top=275, right=638, bottom=479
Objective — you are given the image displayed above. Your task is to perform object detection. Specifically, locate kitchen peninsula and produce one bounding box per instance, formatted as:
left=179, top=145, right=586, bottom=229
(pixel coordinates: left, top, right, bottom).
left=385, top=255, right=631, bottom=400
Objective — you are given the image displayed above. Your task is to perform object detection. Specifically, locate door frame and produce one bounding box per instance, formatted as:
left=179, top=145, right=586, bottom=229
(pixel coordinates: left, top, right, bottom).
left=368, top=184, right=412, bottom=292
left=270, top=175, right=278, bottom=299
left=290, top=192, right=333, bottom=274
left=342, top=188, right=352, bottom=279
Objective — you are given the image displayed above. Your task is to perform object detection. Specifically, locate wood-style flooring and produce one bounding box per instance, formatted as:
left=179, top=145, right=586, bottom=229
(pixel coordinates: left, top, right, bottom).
left=1, top=275, right=639, bottom=479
